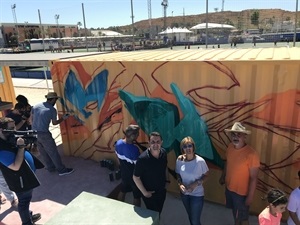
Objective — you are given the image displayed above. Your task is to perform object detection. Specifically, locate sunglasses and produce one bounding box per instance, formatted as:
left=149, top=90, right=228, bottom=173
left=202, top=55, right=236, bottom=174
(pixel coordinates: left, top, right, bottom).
left=183, top=144, right=193, bottom=149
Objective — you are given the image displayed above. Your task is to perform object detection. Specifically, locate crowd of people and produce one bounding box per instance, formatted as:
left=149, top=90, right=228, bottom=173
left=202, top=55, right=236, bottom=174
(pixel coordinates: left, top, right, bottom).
left=0, top=93, right=299, bottom=225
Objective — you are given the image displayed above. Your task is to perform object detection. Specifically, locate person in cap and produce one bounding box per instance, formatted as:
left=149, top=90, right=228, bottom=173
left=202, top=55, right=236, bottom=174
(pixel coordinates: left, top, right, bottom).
left=287, top=170, right=300, bottom=225
left=115, top=124, right=141, bottom=206
left=31, top=92, right=74, bottom=176
left=133, top=131, right=169, bottom=214
left=219, top=122, right=260, bottom=225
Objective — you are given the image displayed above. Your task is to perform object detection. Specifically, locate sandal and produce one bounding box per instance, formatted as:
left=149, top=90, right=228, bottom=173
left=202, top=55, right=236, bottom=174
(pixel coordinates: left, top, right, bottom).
left=11, top=198, right=18, bottom=208
left=0, top=195, right=7, bottom=204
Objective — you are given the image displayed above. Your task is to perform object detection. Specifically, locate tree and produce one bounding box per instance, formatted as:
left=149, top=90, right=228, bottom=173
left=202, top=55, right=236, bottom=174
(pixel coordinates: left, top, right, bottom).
left=250, top=11, right=260, bottom=28
left=237, top=16, right=243, bottom=30
left=46, top=27, right=51, bottom=38
left=171, top=22, right=179, bottom=27
left=33, top=28, right=41, bottom=39
left=186, top=22, right=191, bottom=28
left=214, top=8, right=219, bottom=12
left=224, top=19, right=234, bottom=26
left=77, top=21, right=82, bottom=37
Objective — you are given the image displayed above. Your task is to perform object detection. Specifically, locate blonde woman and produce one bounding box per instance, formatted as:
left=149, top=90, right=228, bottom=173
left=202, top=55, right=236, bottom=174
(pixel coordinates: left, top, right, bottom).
left=176, top=136, right=209, bottom=225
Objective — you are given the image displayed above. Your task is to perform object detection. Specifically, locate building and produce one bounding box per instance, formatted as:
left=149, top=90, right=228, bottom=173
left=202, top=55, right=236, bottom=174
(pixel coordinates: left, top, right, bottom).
left=0, top=22, right=78, bottom=48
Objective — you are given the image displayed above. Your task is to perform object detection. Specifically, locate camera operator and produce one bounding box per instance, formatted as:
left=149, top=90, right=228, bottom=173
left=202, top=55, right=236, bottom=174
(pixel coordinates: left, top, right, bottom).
left=16, top=95, right=32, bottom=130
left=0, top=117, right=42, bottom=225
left=6, top=103, right=31, bottom=131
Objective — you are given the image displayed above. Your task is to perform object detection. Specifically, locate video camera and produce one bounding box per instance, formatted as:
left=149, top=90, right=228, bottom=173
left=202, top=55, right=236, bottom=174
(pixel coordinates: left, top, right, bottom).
left=3, top=130, right=37, bottom=146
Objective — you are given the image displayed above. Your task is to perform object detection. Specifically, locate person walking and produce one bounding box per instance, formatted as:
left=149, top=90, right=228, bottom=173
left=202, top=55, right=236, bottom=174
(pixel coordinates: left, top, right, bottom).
left=0, top=117, right=42, bottom=225
left=287, top=170, right=300, bottom=225
left=31, top=92, right=73, bottom=176
left=219, top=122, right=260, bottom=225
left=133, top=131, right=169, bottom=214
left=176, top=136, right=209, bottom=225
left=258, top=188, right=288, bottom=225
left=115, top=124, right=141, bottom=207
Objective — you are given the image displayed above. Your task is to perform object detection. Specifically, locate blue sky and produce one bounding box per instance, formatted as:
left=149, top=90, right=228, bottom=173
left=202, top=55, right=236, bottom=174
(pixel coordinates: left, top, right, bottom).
left=0, top=0, right=297, bottom=28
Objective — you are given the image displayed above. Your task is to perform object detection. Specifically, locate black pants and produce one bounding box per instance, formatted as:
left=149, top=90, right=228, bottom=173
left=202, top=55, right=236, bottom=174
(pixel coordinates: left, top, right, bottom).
left=142, top=188, right=166, bottom=214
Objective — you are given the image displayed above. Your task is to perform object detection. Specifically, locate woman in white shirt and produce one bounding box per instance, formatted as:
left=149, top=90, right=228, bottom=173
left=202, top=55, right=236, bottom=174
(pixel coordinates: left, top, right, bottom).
left=176, top=136, right=209, bottom=225
left=287, top=171, right=300, bottom=225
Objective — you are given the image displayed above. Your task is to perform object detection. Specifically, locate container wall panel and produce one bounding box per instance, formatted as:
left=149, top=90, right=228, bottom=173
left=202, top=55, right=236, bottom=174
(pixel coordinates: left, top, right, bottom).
left=0, top=66, right=16, bottom=116
left=50, top=52, right=300, bottom=215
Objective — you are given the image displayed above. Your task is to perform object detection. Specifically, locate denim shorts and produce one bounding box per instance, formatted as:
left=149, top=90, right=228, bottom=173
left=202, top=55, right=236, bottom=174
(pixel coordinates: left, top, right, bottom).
left=225, top=188, right=249, bottom=222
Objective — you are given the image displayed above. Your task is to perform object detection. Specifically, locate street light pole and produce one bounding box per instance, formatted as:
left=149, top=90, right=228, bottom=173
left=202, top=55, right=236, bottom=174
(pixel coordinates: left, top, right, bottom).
left=82, top=3, right=88, bottom=52
left=205, top=0, right=208, bottom=48
left=293, top=0, right=298, bottom=47
left=38, top=10, right=46, bottom=54
left=11, top=4, right=19, bottom=45
left=24, top=21, right=28, bottom=39
left=55, top=14, right=59, bottom=38
left=130, top=0, right=135, bottom=49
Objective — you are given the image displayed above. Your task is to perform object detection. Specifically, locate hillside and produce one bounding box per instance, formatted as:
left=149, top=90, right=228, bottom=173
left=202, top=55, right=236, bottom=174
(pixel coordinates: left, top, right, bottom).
left=107, top=9, right=299, bottom=35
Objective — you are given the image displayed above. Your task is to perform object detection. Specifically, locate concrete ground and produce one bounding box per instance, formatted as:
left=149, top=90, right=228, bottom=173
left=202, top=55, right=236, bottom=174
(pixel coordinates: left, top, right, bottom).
left=0, top=78, right=267, bottom=225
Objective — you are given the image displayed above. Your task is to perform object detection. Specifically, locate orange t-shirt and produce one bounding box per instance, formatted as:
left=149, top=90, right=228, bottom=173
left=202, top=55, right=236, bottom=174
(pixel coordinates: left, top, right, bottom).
left=225, top=143, right=260, bottom=195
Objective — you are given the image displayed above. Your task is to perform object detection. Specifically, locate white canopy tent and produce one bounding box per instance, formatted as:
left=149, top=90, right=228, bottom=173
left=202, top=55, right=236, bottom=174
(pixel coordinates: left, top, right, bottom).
left=190, top=23, right=236, bottom=30
left=189, top=23, right=236, bottom=45
left=159, top=27, right=193, bottom=43
left=159, top=27, right=193, bottom=34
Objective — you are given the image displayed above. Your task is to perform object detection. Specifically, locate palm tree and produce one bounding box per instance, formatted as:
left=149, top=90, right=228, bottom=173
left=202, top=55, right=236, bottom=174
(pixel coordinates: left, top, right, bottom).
left=77, top=22, right=82, bottom=37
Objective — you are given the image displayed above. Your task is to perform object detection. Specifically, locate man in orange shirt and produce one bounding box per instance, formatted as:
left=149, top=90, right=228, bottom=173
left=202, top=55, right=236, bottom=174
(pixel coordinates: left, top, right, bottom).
left=219, top=122, right=260, bottom=225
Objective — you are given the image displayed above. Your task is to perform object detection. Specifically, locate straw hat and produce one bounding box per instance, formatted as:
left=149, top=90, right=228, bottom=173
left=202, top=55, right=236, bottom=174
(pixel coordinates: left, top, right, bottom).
left=225, top=122, right=251, bottom=134
left=45, top=92, right=61, bottom=99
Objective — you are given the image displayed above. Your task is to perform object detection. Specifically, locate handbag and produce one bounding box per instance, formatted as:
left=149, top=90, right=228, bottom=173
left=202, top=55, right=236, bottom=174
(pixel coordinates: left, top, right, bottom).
left=27, top=150, right=44, bottom=169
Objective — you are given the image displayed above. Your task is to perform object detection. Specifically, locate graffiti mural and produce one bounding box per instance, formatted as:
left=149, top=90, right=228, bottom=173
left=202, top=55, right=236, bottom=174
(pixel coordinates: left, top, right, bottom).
left=50, top=51, right=300, bottom=214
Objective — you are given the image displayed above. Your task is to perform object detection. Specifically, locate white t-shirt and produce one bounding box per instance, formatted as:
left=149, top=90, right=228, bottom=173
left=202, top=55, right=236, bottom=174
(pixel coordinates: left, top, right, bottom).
left=287, top=187, right=300, bottom=225
left=175, top=155, right=209, bottom=197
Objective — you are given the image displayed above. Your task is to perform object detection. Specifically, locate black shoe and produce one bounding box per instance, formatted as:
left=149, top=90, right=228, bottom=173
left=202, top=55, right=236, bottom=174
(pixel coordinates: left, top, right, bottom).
left=59, top=168, right=74, bottom=176
left=32, top=213, right=41, bottom=223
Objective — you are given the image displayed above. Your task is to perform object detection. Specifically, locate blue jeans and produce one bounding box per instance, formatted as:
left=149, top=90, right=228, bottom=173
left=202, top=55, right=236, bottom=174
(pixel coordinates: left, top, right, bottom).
left=181, top=193, right=204, bottom=225
left=16, top=189, right=33, bottom=225
left=0, top=170, right=15, bottom=202
left=36, top=132, right=65, bottom=173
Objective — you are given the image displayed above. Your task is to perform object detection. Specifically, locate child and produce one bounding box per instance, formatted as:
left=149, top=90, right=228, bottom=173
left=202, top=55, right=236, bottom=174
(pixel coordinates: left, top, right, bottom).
left=258, top=188, right=288, bottom=225
left=287, top=170, right=300, bottom=225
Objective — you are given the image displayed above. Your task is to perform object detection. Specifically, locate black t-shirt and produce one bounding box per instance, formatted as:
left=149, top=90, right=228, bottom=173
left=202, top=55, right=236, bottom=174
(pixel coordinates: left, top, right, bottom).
left=0, top=137, right=15, bottom=152
left=134, top=148, right=167, bottom=191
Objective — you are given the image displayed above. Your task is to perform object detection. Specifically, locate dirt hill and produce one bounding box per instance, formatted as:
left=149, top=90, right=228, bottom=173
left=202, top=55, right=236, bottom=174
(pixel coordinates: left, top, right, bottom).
left=107, top=9, right=298, bottom=35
